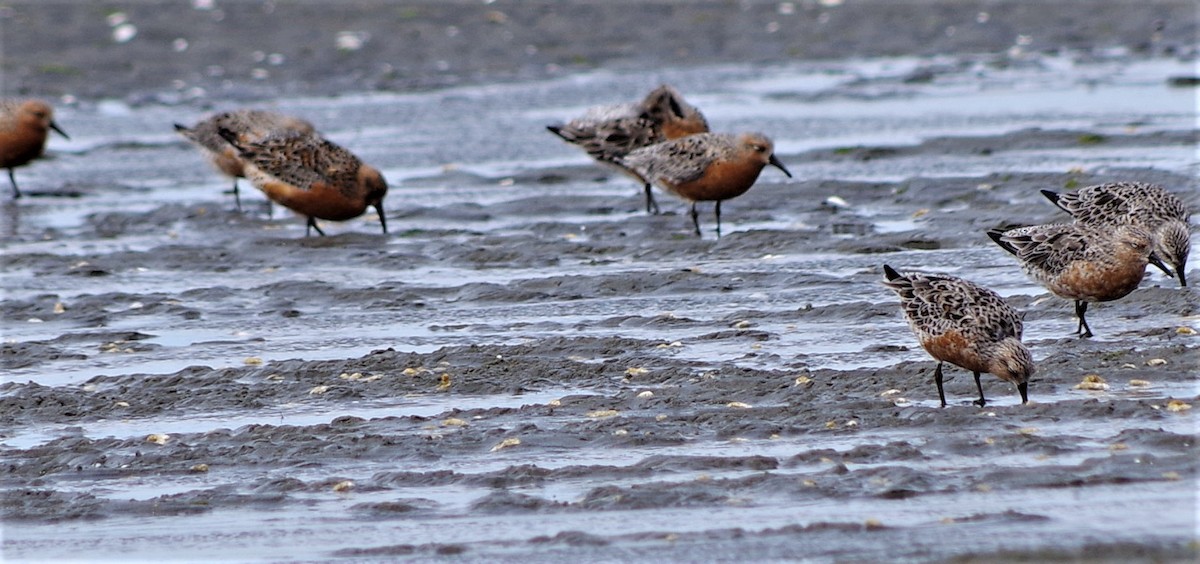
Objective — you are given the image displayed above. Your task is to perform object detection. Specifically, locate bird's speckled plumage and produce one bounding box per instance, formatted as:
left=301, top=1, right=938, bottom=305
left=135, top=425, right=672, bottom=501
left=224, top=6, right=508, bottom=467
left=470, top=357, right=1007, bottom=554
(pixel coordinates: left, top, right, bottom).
left=547, top=84, right=709, bottom=213
left=1041, top=182, right=1191, bottom=287
left=988, top=223, right=1159, bottom=338
left=881, top=264, right=1033, bottom=407
left=175, top=109, right=315, bottom=211
left=619, top=131, right=792, bottom=236
left=0, top=99, right=69, bottom=198
left=219, top=128, right=388, bottom=237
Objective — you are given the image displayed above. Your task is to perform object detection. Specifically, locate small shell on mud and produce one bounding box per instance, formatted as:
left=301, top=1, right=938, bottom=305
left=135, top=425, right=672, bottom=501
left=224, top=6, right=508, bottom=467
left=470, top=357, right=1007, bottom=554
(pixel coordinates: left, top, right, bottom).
left=625, top=367, right=649, bottom=377
left=891, top=397, right=912, bottom=407
left=490, top=437, right=521, bottom=452
left=613, top=429, right=628, bottom=436
left=190, top=463, right=209, bottom=473
left=442, top=418, right=467, bottom=427
left=845, top=420, right=858, bottom=427
left=824, top=420, right=838, bottom=429
left=548, top=399, right=562, bottom=407
left=332, top=480, right=354, bottom=492
left=1109, top=443, right=1128, bottom=451
left=1161, top=471, right=1181, bottom=480
left=726, top=401, right=753, bottom=409
left=243, top=357, right=263, bottom=366
left=1074, top=374, right=1110, bottom=391
left=863, top=518, right=884, bottom=529
left=1145, top=358, right=1168, bottom=367
left=113, top=401, right=130, bottom=407
left=1120, top=363, right=1137, bottom=369
left=438, top=373, right=452, bottom=389
left=1017, top=427, right=1039, bottom=435
left=1128, top=379, right=1152, bottom=387
left=308, top=385, right=329, bottom=395
left=145, top=433, right=170, bottom=445
left=880, top=389, right=901, bottom=397
left=53, top=302, right=66, bottom=314
left=655, top=341, right=683, bottom=349
left=1165, top=400, right=1192, bottom=412
left=655, top=414, right=668, bottom=422
left=802, top=479, right=817, bottom=487
left=1176, top=326, right=1197, bottom=335
left=824, top=195, right=850, bottom=208
left=911, top=208, right=930, bottom=218
left=636, top=391, right=654, bottom=398
left=794, top=375, right=813, bottom=386
left=402, top=367, right=424, bottom=376
left=338, top=372, right=363, bottom=381
left=587, top=409, right=620, bottom=418
left=732, top=320, right=753, bottom=329
left=265, top=374, right=284, bottom=381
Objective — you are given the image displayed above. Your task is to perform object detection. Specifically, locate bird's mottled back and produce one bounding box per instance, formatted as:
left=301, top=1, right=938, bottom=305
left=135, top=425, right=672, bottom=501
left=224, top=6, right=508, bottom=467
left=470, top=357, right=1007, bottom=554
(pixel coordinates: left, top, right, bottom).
left=232, top=130, right=365, bottom=197
left=178, top=109, right=315, bottom=156
left=1046, top=182, right=1189, bottom=225
left=882, top=267, right=1024, bottom=343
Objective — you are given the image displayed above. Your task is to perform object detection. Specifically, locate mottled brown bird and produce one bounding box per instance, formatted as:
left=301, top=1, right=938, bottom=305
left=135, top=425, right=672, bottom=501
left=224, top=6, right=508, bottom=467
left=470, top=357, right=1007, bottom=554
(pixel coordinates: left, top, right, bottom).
left=882, top=265, right=1034, bottom=407
left=547, top=84, right=709, bottom=214
left=619, top=131, right=792, bottom=236
left=219, top=128, right=388, bottom=237
left=988, top=223, right=1165, bottom=338
left=176, top=109, right=315, bottom=211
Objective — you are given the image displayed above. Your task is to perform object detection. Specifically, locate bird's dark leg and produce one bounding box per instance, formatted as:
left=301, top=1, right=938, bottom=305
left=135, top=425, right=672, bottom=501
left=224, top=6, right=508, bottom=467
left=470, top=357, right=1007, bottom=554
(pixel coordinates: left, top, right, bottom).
left=689, top=202, right=701, bottom=236
left=1017, top=381, right=1029, bottom=404
left=643, top=183, right=660, bottom=215
left=8, top=168, right=20, bottom=199
left=934, top=362, right=947, bottom=408
left=306, top=216, right=326, bottom=237
left=714, top=200, right=722, bottom=239
left=1075, top=300, right=1092, bottom=338
left=972, top=371, right=986, bottom=407
left=232, top=179, right=242, bottom=212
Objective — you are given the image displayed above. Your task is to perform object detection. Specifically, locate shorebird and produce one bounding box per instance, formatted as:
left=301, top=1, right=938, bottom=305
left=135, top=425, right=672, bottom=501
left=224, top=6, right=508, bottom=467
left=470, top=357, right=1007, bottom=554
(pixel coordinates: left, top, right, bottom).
left=0, top=99, right=69, bottom=199
left=547, top=84, right=709, bottom=214
left=987, top=223, right=1165, bottom=338
left=1041, top=182, right=1191, bottom=287
left=882, top=265, right=1033, bottom=407
left=619, top=131, right=792, bottom=236
left=175, top=109, right=315, bottom=211
left=218, top=128, right=388, bottom=237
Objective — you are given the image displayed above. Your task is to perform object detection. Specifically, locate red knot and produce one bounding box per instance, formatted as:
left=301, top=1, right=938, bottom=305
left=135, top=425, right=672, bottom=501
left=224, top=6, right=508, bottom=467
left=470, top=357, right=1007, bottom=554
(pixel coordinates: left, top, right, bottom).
left=0, top=99, right=69, bottom=199
left=547, top=84, right=709, bottom=214
left=882, top=265, right=1033, bottom=407
left=1041, top=182, right=1191, bottom=286
left=175, top=109, right=315, bottom=211
left=988, top=223, right=1165, bottom=338
left=618, top=131, right=791, bottom=237
left=218, top=128, right=387, bottom=237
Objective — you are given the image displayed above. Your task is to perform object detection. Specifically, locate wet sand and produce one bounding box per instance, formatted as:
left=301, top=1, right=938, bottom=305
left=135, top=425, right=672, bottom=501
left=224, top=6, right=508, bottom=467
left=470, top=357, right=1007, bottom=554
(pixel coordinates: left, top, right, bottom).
left=2, top=1, right=1199, bottom=562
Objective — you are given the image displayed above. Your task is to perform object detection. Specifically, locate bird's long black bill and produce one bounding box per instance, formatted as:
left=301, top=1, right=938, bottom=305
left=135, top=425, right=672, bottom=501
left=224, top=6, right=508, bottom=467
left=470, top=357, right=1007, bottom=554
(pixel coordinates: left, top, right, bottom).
left=1148, top=253, right=1172, bottom=278
left=50, top=121, right=69, bottom=140
left=768, top=154, right=792, bottom=178
left=375, top=203, right=388, bottom=234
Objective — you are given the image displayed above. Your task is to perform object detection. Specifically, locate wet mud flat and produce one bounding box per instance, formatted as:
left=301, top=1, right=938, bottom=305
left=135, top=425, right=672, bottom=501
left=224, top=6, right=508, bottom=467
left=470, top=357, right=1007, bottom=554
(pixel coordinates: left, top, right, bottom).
left=3, top=4, right=1200, bottom=563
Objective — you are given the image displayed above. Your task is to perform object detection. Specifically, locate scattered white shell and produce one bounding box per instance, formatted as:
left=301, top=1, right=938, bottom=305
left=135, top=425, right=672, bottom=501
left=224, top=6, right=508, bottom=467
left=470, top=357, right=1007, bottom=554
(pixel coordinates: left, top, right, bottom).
left=332, top=480, right=354, bottom=492
left=794, top=375, right=812, bottom=386
left=145, top=433, right=170, bottom=445
left=587, top=409, right=620, bottom=418
left=1074, top=374, right=1110, bottom=391
left=1165, top=400, right=1192, bottom=412
left=243, top=357, right=263, bottom=366
left=726, top=402, right=753, bottom=409
left=1146, top=358, right=1168, bottom=367
left=490, top=437, right=521, bottom=452
left=625, top=367, right=649, bottom=376
left=308, top=385, right=329, bottom=395
left=1128, top=379, right=1152, bottom=387
left=880, top=389, right=901, bottom=397
left=442, top=418, right=467, bottom=427
left=190, top=463, right=209, bottom=472
left=636, top=391, right=654, bottom=398
left=824, top=195, right=850, bottom=208
left=1176, top=326, right=1197, bottom=335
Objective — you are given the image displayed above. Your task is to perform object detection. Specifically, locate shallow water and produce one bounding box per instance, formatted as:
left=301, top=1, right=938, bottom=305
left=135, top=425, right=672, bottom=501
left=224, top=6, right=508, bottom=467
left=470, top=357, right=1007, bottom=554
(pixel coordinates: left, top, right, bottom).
left=2, top=53, right=1198, bottom=561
